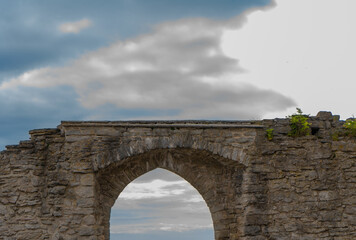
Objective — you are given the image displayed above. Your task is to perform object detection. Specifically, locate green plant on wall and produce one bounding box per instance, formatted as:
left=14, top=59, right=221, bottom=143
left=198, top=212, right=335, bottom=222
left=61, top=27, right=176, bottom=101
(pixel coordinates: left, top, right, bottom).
left=288, top=108, right=311, bottom=137
left=266, top=128, right=274, bottom=141
left=331, top=131, right=339, bottom=141
left=344, top=118, right=356, bottom=137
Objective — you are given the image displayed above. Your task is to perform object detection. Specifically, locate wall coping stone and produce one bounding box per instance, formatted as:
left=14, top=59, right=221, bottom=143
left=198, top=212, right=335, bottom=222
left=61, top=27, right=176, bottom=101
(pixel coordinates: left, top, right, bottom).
left=58, top=121, right=264, bottom=129
left=29, top=128, right=60, bottom=135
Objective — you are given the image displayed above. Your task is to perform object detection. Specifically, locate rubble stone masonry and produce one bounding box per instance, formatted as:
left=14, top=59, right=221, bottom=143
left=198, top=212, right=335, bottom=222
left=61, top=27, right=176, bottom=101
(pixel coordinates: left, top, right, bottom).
left=0, top=111, right=355, bottom=239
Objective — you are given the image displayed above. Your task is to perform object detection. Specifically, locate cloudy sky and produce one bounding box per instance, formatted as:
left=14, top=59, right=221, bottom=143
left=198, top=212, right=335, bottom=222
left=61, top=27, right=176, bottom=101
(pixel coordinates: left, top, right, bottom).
left=1, top=0, right=356, bottom=239
left=111, top=168, right=214, bottom=240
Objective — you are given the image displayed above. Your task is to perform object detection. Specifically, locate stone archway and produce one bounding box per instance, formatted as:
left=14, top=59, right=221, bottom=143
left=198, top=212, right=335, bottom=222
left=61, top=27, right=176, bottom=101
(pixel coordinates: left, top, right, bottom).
left=95, top=148, right=245, bottom=240
left=3, top=114, right=354, bottom=240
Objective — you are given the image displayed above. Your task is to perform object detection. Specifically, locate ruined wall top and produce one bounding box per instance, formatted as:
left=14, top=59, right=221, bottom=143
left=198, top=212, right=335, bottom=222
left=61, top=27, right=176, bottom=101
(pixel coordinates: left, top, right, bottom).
left=1, top=111, right=350, bottom=153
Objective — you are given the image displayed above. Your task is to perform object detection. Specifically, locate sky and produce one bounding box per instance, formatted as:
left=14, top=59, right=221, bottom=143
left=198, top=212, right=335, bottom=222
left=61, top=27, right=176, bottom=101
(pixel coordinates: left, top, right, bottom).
left=111, top=168, right=214, bottom=240
left=1, top=0, right=356, bottom=239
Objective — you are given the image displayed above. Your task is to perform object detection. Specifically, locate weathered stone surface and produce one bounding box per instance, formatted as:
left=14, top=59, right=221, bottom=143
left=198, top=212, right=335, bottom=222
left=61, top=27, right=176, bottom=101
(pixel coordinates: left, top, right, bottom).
left=0, top=113, right=355, bottom=239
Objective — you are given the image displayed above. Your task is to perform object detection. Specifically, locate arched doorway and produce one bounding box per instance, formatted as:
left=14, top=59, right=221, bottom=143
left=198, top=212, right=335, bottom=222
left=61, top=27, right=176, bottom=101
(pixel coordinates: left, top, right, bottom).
left=95, top=148, right=245, bottom=239
left=110, top=168, right=214, bottom=240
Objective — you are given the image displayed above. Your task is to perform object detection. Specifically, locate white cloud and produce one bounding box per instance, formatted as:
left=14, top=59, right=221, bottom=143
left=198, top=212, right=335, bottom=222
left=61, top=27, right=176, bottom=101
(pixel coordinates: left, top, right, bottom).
left=58, top=18, right=92, bottom=34
left=113, top=169, right=206, bottom=208
left=0, top=2, right=295, bottom=120
left=111, top=169, right=212, bottom=234
left=118, top=179, right=188, bottom=200
left=111, top=222, right=213, bottom=234
left=222, top=0, right=356, bottom=119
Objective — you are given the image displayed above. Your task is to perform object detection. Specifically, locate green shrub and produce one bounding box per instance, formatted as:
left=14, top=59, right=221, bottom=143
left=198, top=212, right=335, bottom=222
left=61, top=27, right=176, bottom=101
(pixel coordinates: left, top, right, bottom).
left=344, top=118, right=356, bottom=137
left=266, top=128, right=274, bottom=141
left=331, top=132, right=339, bottom=141
left=288, top=108, right=311, bottom=137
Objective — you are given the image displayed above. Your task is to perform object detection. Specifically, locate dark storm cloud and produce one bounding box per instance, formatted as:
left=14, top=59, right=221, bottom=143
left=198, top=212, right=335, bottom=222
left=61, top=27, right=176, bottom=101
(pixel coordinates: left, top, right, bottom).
left=0, top=0, right=271, bottom=82
left=1, top=9, right=294, bottom=120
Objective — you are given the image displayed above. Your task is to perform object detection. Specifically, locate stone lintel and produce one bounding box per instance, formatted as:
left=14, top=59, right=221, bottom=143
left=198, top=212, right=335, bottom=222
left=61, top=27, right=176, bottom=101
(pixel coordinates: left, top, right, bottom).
left=59, top=121, right=264, bottom=129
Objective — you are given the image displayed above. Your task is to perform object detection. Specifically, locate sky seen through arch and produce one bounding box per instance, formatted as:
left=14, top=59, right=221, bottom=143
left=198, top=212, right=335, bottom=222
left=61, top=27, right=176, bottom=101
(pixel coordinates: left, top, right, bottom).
left=110, top=168, right=214, bottom=240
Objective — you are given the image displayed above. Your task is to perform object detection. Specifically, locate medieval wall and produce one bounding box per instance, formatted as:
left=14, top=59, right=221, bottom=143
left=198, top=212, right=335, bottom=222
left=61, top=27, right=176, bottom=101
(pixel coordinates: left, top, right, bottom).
left=0, top=112, right=355, bottom=240
left=245, top=112, right=356, bottom=239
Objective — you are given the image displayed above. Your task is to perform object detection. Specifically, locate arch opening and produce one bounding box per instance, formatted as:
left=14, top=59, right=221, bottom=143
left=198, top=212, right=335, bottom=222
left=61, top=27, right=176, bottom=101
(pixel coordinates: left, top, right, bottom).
left=110, top=168, right=214, bottom=240
left=95, top=148, right=245, bottom=240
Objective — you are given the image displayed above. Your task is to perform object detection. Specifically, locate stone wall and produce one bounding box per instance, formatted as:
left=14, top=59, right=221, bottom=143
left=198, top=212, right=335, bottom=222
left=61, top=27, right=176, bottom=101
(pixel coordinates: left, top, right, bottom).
left=0, top=112, right=355, bottom=239
left=256, top=112, right=356, bottom=240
